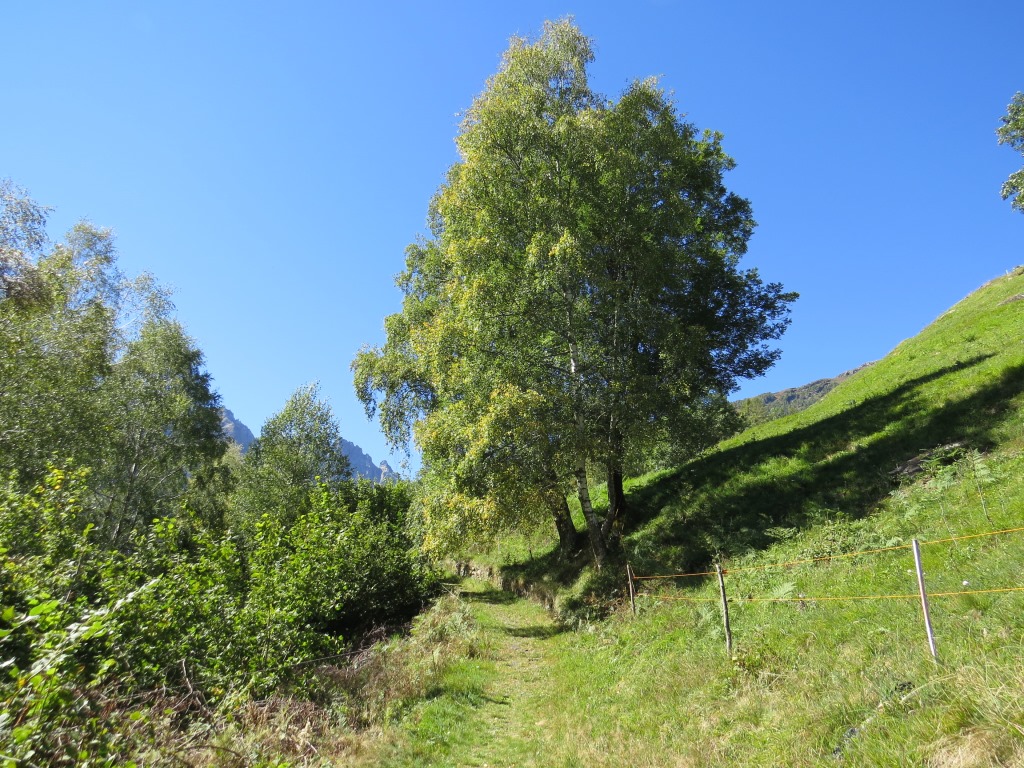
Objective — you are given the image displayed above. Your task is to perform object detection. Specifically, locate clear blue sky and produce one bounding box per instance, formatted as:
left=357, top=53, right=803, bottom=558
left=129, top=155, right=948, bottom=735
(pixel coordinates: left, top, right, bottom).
left=4, top=2, right=1022, bottom=471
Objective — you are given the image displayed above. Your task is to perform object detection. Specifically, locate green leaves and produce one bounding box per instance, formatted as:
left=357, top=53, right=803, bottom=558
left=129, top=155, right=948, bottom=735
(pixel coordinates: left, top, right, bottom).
left=0, top=182, right=436, bottom=764
left=997, top=92, right=1024, bottom=213
left=230, top=383, right=351, bottom=538
left=242, top=479, right=431, bottom=687
left=1, top=187, right=226, bottom=548
left=27, top=599, right=59, bottom=618
left=355, top=19, right=795, bottom=560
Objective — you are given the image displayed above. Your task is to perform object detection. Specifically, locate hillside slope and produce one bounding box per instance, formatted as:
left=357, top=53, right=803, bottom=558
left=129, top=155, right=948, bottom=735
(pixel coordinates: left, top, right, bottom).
left=205, top=268, right=1024, bottom=766
left=431, top=266, right=1024, bottom=766
left=732, top=363, right=872, bottom=428
left=622, top=265, right=1024, bottom=577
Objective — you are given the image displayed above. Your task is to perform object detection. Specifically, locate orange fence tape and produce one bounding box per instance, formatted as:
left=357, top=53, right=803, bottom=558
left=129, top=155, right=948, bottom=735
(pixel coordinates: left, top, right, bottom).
left=631, top=525, right=1024, bottom=582
left=633, top=570, right=717, bottom=581
left=924, top=526, right=1024, bottom=546
left=640, top=585, right=1024, bottom=604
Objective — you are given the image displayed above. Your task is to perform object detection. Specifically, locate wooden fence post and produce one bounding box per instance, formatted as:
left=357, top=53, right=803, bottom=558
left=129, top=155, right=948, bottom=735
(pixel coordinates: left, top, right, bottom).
left=715, top=563, right=733, bottom=655
left=626, top=563, right=637, bottom=616
left=912, top=539, right=939, bottom=662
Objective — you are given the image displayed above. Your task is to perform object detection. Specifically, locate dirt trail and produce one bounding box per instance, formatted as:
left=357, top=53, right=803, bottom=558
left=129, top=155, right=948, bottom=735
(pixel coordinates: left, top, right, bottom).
left=456, top=580, right=563, bottom=767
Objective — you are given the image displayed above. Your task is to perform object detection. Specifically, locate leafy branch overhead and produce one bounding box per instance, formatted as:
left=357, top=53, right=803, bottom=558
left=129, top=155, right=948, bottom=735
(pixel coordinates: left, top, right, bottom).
left=997, top=91, right=1024, bottom=213
left=353, top=19, right=796, bottom=564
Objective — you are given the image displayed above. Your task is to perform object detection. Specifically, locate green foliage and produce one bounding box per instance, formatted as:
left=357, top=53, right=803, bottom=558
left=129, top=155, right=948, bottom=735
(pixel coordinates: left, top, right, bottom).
left=245, top=481, right=434, bottom=657
left=0, top=468, right=136, bottom=766
left=997, top=91, right=1024, bottom=212
left=0, top=462, right=437, bottom=762
left=231, top=383, right=351, bottom=538
left=0, top=183, right=225, bottom=546
left=390, top=266, right=1024, bottom=765
left=93, top=320, right=226, bottom=547
left=370, top=446, right=1024, bottom=767
left=354, top=20, right=794, bottom=562
left=104, top=517, right=248, bottom=694
left=0, top=184, right=439, bottom=764
left=0, top=179, right=49, bottom=306
left=0, top=218, right=117, bottom=486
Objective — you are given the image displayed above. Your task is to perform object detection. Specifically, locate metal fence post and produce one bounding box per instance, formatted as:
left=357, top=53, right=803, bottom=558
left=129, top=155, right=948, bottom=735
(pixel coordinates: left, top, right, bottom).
left=626, top=563, right=637, bottom=616
left=716, top=563, right=733, bottom=655
left=912, top=539, right=939, bottom=662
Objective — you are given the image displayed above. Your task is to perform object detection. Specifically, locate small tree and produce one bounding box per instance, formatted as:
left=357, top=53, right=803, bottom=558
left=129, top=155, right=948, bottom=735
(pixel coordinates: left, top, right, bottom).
left=997, top=92, right=1024, bottom=213
left=231, top=383, right=351, bottom=538
left=0, top=185, right=225, bottom=547
left=94, top=319, right=225, bottom=547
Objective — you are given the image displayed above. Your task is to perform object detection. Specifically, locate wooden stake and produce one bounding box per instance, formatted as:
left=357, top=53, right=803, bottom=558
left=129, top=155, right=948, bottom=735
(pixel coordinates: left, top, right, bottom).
left=912, top=539, right=939, bottom=662
left=626, top=564, right=637, bottom=616
left=716, top=563, right=733, bottom=655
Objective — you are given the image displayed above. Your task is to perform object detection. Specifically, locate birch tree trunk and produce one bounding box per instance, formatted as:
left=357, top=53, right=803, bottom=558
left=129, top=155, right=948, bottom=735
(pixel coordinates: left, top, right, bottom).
left=575, top=464, right=606, bottom=565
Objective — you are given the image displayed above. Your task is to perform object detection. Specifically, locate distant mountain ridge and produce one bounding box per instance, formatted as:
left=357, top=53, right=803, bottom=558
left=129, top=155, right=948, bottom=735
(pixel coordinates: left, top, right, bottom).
left=219, top=409, right=397, bottom=483
left=733, top=363, right=873, bottom=428
left=220, top=408, right=256, bottom=451
left=340, top=438, right=398, bottom=484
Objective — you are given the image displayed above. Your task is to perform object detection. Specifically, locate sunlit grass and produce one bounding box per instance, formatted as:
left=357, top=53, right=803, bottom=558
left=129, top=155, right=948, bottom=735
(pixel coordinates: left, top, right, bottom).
left=395, top=267, right=1024, bottom=766
left=229, top=268, right=1024, bottom=766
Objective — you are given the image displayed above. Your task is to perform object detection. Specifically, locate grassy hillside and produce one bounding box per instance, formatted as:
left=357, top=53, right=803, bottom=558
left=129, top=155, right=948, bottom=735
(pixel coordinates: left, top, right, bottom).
left=489, top=266, right=1024, bottom=610
left=395, top=266, right=1024, bottom=766
left=732, top=363, right=871, bottom=428
left=210, top=268, right=1024, bottom=766
left=624, top=267, right=1024, bottom=573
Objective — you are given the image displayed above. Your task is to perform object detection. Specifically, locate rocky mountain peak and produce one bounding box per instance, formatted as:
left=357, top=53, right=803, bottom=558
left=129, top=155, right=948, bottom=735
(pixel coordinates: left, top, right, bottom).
left=220, top=409, right=397, bottom=483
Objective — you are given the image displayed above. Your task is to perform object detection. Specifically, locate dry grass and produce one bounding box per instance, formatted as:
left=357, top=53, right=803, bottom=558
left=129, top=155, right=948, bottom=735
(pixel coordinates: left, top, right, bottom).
left=118, top=594, right=484, bottom=767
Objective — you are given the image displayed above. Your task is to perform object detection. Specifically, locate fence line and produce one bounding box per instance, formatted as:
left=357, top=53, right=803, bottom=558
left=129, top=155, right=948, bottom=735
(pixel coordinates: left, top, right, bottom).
left=627, top=524, right=1024, bottom=658
left=632, top=543, right=916, bottom=581
left=721, top=543, right=913, bottom=574
left=644, top=593, right=917, bottom=603
left=631, top=524, right=1024, bottom=583
left=633, top=569, right=717, bottom=581
left=925, top=525, right=1024, bottom=546
left=929, top=585, right=1024, bottom=598
left=642, top=585, right=1024, bottom=605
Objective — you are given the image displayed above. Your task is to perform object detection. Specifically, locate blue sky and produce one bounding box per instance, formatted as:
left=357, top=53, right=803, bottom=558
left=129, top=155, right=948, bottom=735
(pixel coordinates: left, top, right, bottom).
left=3, top=2, right=1022, bottom=471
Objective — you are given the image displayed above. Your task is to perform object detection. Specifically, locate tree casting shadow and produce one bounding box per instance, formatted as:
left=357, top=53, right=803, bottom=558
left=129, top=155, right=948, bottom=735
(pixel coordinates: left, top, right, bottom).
left=625, top=354, right=1024, bottom=576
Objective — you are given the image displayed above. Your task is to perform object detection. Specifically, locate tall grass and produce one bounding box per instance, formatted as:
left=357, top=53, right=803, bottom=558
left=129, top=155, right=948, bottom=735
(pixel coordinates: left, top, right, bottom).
left=180, top=268, right=1024, bottom=766
left=432, top=267, right=1024, bottom=765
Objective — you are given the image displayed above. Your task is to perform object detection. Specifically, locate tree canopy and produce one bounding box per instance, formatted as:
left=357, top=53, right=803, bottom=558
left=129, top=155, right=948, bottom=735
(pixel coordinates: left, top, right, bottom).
left=997, top=91, right=1024, bottom=213
left=230, top=383, right=352, bottom=537
left=354, top=20, right=795, bottom=563
left=0, top=181, right=225, bottom=546
left=0, top=183, right=436, bottom=764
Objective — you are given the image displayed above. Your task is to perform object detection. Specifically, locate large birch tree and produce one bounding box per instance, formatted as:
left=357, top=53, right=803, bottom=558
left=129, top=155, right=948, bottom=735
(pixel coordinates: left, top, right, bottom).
left=353, top=19, right=795, bottom=563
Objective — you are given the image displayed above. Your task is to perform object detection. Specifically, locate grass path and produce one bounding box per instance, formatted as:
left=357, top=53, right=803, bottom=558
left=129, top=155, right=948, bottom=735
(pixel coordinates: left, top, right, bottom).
left=380, top=579, right=565, bottom=767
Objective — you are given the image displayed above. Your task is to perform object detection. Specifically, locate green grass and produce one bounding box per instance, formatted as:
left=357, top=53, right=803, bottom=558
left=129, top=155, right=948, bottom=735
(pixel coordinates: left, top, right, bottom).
left=214, top=268, right=1024, bottom=766
left=616, top=267, right=1024, bottom=587
left=372, top=580, right=565, bottom=767
left=372, top=267, right=1024, bottom=766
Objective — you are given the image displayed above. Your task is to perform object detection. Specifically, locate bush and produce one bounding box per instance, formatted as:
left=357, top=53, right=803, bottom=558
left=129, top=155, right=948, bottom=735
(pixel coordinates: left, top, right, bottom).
left=0, top=465, right=440, bottom=763
left=243, top=480, right=437, bottom=693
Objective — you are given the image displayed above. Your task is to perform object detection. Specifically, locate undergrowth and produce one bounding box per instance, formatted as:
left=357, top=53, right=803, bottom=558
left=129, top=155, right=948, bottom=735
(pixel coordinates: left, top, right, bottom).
left=127, top=592, right=485, bottom=767
left=426, top=267, right=1024, bottom=765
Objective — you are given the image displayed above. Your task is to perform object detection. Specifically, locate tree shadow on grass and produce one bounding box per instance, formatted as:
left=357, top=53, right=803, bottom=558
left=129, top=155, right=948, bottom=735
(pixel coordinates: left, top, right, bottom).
left=423, top=687, right=509, bottom=707
left=625, top=354, right=1024, bottom=576
left=498, top=543, right=593, bottom=591
left=463, top=587, right=518, bottom=605
left=503, top=624, right=564, bottom=640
